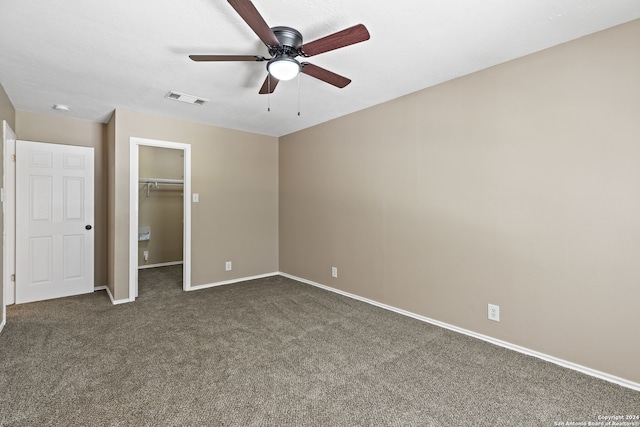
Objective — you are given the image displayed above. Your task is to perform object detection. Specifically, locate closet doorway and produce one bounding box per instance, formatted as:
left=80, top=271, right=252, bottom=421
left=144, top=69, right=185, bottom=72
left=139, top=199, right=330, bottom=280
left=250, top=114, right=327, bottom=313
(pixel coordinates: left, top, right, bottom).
left=129, top=137, right=191, bottom=300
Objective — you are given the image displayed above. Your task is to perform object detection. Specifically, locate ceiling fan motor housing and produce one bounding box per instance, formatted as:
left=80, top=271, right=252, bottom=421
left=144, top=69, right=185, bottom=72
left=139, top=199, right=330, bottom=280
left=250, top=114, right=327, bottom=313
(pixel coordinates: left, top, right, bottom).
left=269, top=26, right=303, bottom=58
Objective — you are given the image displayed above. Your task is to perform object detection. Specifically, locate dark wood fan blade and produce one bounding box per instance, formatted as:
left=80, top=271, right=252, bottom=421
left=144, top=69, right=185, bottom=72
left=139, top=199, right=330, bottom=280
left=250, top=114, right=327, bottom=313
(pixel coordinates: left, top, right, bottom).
left=300, top=63, right=351, bottom=88
left=228, top=0, right=280, bottom=47
left=301, top=24, right=370, bottom=57
left=189, top=55, right=266, bottom=62
left=259, top=75, right=279, bottom=94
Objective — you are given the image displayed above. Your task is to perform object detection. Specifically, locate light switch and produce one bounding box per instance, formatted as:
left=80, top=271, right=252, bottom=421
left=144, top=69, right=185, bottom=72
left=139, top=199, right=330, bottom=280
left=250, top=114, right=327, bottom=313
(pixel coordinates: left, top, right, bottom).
left=192, top=193, right=199, bottom=203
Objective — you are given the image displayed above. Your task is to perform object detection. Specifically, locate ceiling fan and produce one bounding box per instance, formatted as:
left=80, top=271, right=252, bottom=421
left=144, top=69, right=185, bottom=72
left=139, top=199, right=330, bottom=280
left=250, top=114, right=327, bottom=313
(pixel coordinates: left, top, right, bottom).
left=189, top=0, right=370, bottom=94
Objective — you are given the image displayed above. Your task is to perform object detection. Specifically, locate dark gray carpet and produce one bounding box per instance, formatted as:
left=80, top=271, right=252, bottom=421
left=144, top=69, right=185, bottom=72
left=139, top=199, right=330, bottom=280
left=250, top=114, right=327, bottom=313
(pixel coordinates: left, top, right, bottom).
left=1, top=266, right=638, bottom=426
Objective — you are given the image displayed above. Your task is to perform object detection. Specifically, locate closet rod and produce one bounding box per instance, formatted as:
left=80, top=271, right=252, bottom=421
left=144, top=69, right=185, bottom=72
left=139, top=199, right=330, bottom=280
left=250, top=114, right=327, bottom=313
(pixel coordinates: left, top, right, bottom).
left=139, top=177, right=184, bottom=184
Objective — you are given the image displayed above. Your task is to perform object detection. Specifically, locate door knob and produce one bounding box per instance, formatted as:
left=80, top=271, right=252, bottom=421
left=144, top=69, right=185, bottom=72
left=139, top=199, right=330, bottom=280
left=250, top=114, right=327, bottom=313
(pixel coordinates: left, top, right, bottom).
left=85, top=225, right=92, bottom=230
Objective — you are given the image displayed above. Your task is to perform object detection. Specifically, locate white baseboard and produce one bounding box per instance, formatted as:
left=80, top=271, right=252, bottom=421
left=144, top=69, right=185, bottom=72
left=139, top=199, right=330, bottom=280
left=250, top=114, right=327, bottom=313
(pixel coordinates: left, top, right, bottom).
left=94, top=285, right=107, bottom=291
left=0, top=318, right=5, bottom=334
left=188, top=272, right=280, bottom=292
left=279, top=272, right=640, bottom=393
left=104, top=285, right=131, bottom=305
left=138, top=261, right=183, bottom=270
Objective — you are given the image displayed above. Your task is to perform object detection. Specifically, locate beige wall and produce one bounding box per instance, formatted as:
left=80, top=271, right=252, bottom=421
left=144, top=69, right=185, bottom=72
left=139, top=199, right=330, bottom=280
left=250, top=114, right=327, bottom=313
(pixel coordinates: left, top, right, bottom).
left=279, top=20, right=640, bottom=384
left=0, top=83, right=16, bottom=318
left=0, top=83, right=15, bottom=131
left=138, top=146, right=184, bottom=266
left=111, top=109, right=278, bottom=300
left=14, top=111, right=108, bottom=288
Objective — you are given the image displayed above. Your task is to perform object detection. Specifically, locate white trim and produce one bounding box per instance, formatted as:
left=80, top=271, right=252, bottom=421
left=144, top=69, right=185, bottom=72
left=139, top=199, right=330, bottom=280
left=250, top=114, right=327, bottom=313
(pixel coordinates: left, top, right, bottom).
left=129, top=142, right=138, bottom=301
left=129, top=137, right=192, bottom=302
left=279, top=272, right=640, bottom=393
left=3, top=127, right=16, bottom=306
left=104, top=286, right=129, bottom=305
left=94, top=285, right=107, bottom=291
left=138, top=261, right=184, bottom=270
left=2, top=121, right=17, bottom=328
left=187, top=272, right=280, bottom=292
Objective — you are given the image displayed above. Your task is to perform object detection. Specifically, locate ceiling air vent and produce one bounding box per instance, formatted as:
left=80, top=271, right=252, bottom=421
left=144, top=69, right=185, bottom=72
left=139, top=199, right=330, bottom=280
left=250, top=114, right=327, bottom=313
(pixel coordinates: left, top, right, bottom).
left=165, top=91, right=208, bottom=105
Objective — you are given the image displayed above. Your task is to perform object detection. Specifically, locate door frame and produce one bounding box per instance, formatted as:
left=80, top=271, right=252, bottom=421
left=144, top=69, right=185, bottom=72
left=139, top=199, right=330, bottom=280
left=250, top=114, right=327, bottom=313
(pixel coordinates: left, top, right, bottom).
left=2, top=121, right=17, bottom=331
left=129, top=137, right=191, bottom=300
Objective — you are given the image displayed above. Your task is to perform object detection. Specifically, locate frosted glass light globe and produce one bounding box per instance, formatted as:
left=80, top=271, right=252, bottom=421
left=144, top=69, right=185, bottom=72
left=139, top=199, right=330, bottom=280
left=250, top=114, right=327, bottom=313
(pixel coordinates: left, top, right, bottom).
left=267, top=57, right=301, bottom=81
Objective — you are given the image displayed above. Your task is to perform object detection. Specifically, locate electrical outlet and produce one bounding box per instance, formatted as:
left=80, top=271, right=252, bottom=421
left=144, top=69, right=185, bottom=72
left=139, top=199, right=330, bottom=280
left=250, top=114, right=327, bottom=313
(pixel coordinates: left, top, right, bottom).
left=143, top=251, right=149, bottom=261
left=331, top=267, right=338, bottom=278
left=225, top=261, right=232, bottom=271
left=488, top=304, right=500, bottom=322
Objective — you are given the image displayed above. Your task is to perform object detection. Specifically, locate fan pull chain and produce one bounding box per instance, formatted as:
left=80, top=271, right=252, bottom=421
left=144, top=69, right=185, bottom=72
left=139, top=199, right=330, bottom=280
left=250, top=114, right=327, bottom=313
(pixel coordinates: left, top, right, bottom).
left=267, top=75, right=271, bottom=112
left=297, top=73, right=301, bottom=116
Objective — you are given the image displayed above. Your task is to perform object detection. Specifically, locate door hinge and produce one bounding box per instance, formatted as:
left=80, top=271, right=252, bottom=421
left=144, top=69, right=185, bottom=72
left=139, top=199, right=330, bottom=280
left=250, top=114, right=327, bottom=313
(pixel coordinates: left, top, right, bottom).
left=11, top=274, right=15, bottom=281
left=12, top=154, right=16, bottom=162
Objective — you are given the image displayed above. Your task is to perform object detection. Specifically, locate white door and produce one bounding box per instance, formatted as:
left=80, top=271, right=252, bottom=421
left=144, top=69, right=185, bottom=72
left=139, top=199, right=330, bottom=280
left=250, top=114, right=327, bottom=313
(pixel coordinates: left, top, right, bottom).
left=16, top=140, right=94, bottom=304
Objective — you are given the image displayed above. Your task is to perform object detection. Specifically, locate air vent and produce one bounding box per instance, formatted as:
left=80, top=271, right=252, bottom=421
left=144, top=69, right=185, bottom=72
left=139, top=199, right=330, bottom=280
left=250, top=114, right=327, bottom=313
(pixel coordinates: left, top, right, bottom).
left=165, top=91, right=208, bottom=105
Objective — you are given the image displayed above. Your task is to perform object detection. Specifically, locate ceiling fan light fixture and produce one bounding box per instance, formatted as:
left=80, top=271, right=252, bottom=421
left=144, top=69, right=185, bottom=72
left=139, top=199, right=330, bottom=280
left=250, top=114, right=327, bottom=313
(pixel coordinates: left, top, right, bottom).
left=267, top=57, right=301, bottom=81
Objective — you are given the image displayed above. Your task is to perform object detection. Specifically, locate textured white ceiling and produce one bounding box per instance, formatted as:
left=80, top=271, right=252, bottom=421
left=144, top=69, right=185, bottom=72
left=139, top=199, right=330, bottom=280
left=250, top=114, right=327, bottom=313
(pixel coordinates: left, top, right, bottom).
left=1, top=0, right=639, bottom=137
